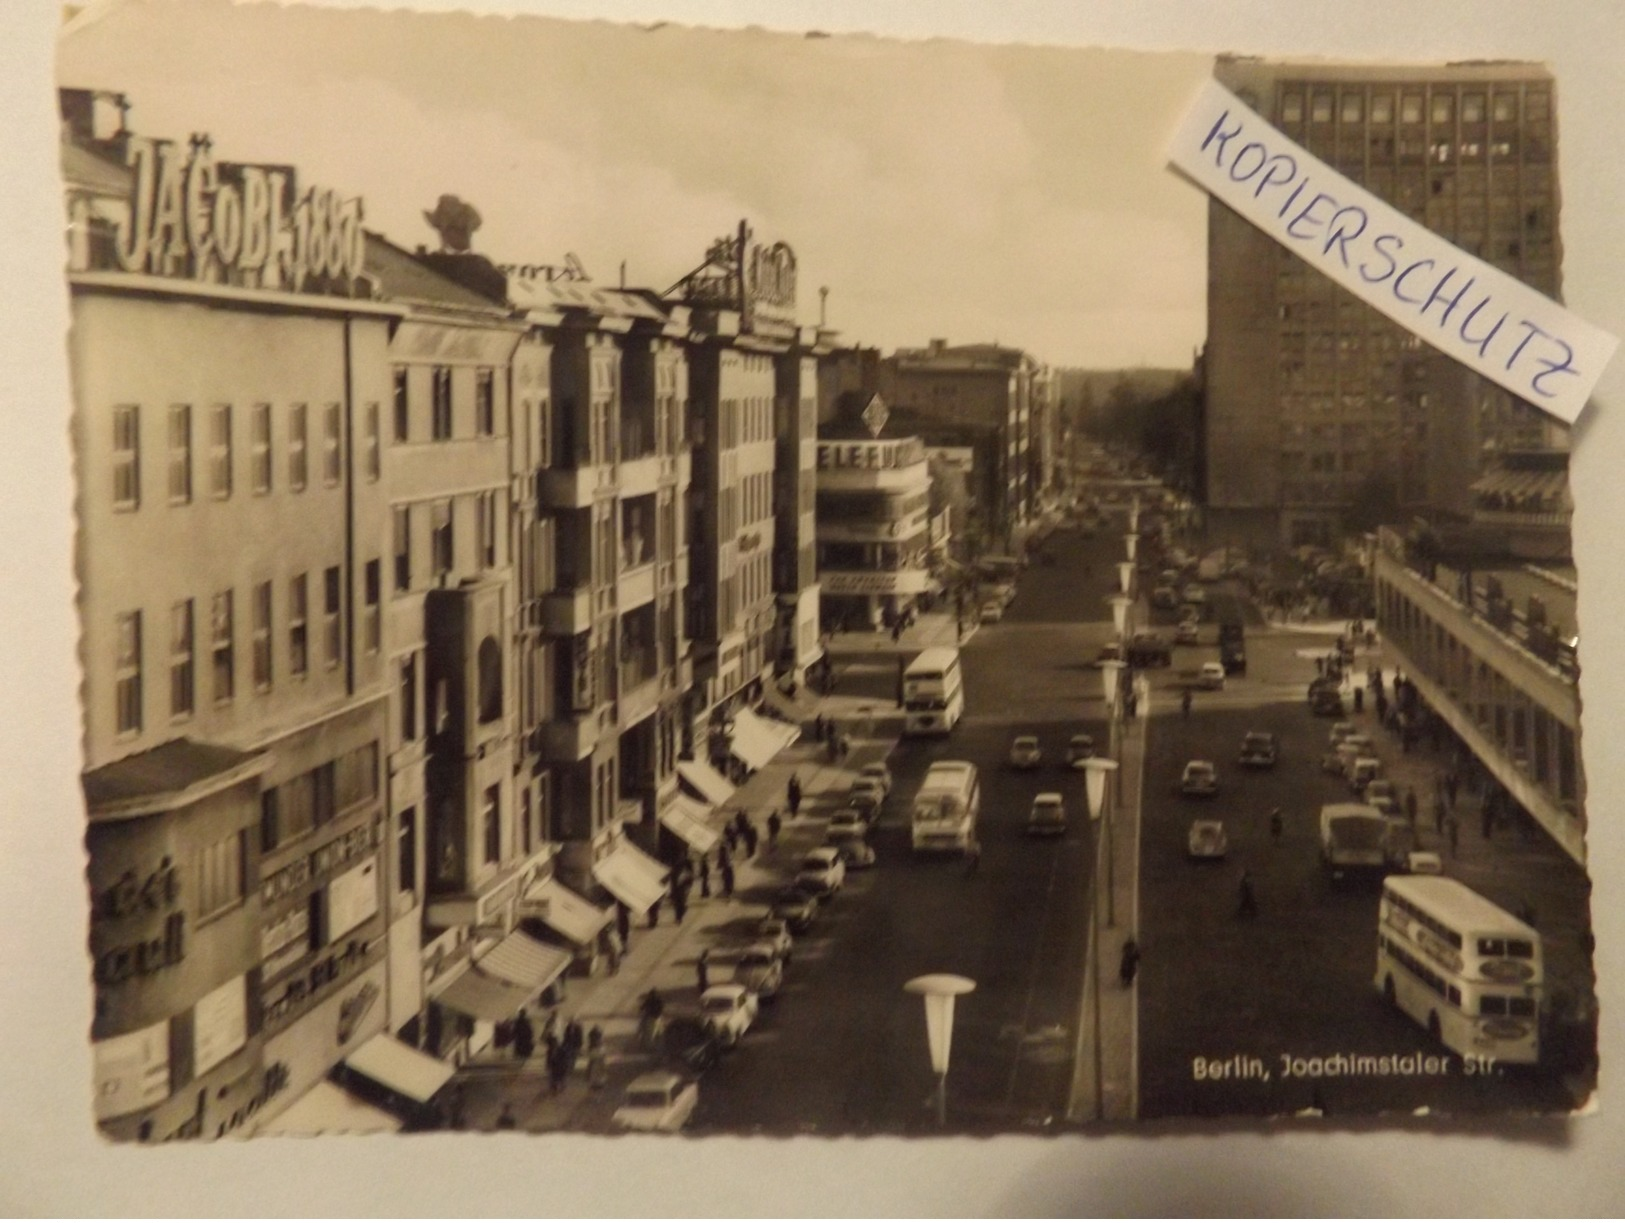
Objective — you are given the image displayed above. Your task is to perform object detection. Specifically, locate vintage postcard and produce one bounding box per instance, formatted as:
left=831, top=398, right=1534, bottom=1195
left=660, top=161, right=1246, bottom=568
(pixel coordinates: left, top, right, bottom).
left=59, top=0, right=1598, bottom=1139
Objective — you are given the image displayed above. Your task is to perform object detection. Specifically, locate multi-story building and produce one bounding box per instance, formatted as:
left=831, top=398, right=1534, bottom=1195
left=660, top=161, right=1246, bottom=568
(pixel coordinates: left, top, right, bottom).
left=771, top=329, right=830, bottom=694
left=64, top=95, right=437, bottom=1138
left=1203, top=58, right=1565, bottom=548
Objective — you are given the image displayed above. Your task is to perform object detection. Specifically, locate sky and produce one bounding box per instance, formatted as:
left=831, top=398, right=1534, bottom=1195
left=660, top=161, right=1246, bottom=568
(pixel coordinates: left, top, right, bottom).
left=56, top=0, right=1214, bottom=368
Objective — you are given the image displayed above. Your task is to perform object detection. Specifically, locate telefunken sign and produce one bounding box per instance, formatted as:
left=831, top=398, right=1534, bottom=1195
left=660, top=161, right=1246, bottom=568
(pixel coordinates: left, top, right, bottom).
left=114, top=134, right=367, bottom=296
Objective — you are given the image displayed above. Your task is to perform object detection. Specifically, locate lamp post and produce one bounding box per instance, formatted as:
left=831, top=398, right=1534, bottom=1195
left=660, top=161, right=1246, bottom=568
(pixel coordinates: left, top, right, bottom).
left=1124, top=532, right=1139, bottom=563
left=1094, top=661, right=1123, bottom=930
left=1116, top=560, right=1134, bottom=596
left=1080, top=756, right=1120, bottom=1123
left=904, top=973, right=976, bottom=1127
left=1109, top=592, right=1131, bottom=645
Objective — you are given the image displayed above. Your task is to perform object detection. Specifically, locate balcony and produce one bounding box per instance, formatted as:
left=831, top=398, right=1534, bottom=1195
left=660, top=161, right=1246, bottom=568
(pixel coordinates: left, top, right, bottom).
left=537, top=463, right=618, bottom=509
left=540, top=707, right=611, bottom=763
left=619, top=561, right=656, bottom=611
left=620, top=453, right=660, bottom=498
left=541, top=586, right=593, bottom=637
left=618, top=669, right=661, bottom=730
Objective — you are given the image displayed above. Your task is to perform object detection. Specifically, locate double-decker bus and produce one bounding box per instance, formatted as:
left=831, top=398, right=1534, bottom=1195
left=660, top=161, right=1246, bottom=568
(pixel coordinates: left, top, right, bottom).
left=902, top=647, right=965, bottom=736
left=911, top=760, right=980, bottom=853
left=1375, top=875, right=1542, bottom=1065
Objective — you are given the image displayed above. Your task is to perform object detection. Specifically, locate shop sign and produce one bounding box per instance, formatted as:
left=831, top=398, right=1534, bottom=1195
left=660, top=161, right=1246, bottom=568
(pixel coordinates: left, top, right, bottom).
left=816, top=438, right=926, bottom=471
left=327, top=857, right=380, bottom=942
left=193, top=975, right=248, bottom=1078
left=114, top=133, right=366, bottom=296
left=746, top=240, right=797, bottom=328
left=92, top=1018, right=171, bottom=1122
left=337, top=979, right=381, bottom=1045
left=821, top=570, right=930, bottom=596
left=91, top=853, right=187, bottom=986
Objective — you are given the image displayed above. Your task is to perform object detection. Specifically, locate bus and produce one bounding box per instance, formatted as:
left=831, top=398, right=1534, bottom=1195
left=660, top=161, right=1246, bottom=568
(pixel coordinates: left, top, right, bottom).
left=911, top=761, right=980, bottom=853
left=902, top=647, right=965, bottom=736
left=1375, top=875, right=1542, bottom=1066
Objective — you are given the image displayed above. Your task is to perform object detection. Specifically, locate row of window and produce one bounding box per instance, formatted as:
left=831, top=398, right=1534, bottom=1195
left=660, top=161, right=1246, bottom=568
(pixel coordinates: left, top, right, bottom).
left=114, top=565, right=380, bottom=735
left=259, top=743, right=381, bottom=854
left=391, top=493, right=501, bottom=594
left=1279, top=85, right=1550, bottom=128
left=111, top=401, right=378, bottom=512
left=392, top=364, right=498, bottom=444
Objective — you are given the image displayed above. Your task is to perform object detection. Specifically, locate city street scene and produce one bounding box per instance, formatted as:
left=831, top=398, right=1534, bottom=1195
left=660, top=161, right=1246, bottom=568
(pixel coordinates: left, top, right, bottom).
left=60, top=1, right=1597, bottom=1139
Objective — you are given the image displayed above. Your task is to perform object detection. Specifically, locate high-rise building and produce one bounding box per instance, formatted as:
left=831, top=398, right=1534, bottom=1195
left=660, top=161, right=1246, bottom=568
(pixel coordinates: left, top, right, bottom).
left=1203, top=58, right=1565, bottom=549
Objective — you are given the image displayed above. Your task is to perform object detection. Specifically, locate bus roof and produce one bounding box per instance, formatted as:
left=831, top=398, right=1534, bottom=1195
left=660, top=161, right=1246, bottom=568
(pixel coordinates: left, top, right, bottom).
left=1384, top=875, right=1538, bottom=939
left=905, top=647, right=961, bottom=674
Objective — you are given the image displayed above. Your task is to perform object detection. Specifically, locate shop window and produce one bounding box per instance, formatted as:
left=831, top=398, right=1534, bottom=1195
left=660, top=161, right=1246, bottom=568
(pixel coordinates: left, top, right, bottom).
left=112, top=404, right=140, bottom=510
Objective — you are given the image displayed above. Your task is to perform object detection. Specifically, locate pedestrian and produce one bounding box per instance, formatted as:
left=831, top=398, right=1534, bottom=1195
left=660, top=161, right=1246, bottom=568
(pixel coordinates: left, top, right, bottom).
left=512, top=1007, right=535, bottom=1062
left=1124, top=688, right=1137, bottom=719
left=696, top=854, right=712, bottom=899
left=647, top=896, right=662, bottom=928
left=547, top=1044, right=568, bottom=1096
left=1118, top=938, right=1141, bottom=987
left=724, top=823, right=740, bottom=855
left=671, top=885, right=688, bottom=924
left=696, top=949, right=710, bottom=994
left=638, top=988, right=665, bottom=1050
left=1445, top=770, right=1459, bottom=810
left=767, top=809, right=782, bottom=849
left=587, top=1031, right=608, bottom=1090
left=1447, top=814, right=1460, bottom=857
left=838, top=732, right=852, bottom=761
left=616, top=902, right=631, bottom=950
left=1353, top=687, right=1364, bottom=714
left=720, top=859, right=736, bottom=899
left=1181, top=688, right=1192, bottom=718
left=1404, top=787, right=1418, bottom=827
left=787, top=773, right=803, bottom=818
left=717, top=840, right=731, bottom=870
left=742, top=819, right=759, bottom=859
left=1237, top=871, right=1258, bottom=919
left=495, top=1101, right=518, bottom=1130
left=606, top=927, right=622, bottom=975
left=1269, top=807, right=1283, bottom=842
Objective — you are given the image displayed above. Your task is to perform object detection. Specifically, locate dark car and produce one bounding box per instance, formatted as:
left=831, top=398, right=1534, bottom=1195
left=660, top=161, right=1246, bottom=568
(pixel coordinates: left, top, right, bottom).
left=1310, top=681, right=1345, bottom=717
left=772, top=885, right=820, bottom=933
left=1126, top=632, right=1172, bottom=668
left=1238, top=731, right=1279, bottom=769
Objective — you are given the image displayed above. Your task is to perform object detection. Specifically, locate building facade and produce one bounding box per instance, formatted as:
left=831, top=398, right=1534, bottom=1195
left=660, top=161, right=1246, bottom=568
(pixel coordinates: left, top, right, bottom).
left=1203, top=58, right=1564, bottom=548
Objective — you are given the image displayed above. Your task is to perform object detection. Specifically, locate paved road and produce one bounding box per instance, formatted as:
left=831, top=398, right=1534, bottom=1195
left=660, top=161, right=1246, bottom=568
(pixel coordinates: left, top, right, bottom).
left=692, top=523, right=1124, bottom=1134
left=1135, top=623, right=1580, bottom=1118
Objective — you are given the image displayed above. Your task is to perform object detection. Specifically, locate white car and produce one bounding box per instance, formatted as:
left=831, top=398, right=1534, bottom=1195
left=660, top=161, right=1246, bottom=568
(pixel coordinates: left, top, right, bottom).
left=796, top=846, right=847, bottom=896
left=1197, top=661, right=1226, bottom=690
left=1327, top=721, right=1357, bottom=749
left=733, top=943, right=785, bottom=1000
left=1188, top=819, right=1229, bottom=860
left=756, top=916, right=794, bottom=963
left=979, top=600, right=1004, bottom=625
left=1026, top=792, right=1067, bottom=837
left=699, top=984, right=759, bottom=1047
left=838, top=840, right=877, bottom=869
left=1180, top=760, right=1219, bottom=797
left=613, top=1072, right=699, bottom=1132
left=857, top=761, right=893, bottom=799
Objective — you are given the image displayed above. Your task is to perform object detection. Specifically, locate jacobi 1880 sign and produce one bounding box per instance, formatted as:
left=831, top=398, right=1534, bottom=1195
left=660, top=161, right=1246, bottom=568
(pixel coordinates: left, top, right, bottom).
left=113, top=134, right=367, bottom=296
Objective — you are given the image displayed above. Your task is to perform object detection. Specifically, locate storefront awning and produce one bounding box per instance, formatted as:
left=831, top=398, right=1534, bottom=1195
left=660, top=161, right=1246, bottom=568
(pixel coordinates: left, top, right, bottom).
left=728, top=707, right=801, bottom=772
left=677, top=759, right=736, bottom=807
left=519, top=878, right=611, bottom=947
left=659, top=793, right=722, bottom=854
left=433, top=966, right=536, bottom=1024
left=476, top=930, right=572, bottom=993
left=257, top=1079, right=402, bottom=1137
left=342, top=1033, right=455, bottom=1104
left=591, top=840, right=669, bottom=916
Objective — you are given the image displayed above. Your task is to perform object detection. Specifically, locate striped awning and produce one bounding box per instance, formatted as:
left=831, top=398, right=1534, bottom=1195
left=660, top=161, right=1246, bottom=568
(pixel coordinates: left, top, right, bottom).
left=1472, top=467, right=1569, bottom=499
left=677, top=759, right=736, bottom=807
left=257, top=1080, right=402, bottom=1137
left=434, top=966, right=535, bottom=1024
left=476, top=930, right=572, bottom=992
left=659, top=792, right=722, bottom=854
left=519, top=878, right=612, bottom=947
left=728, top=707, right=801, bottom=771
left=591, top=840, right=669, bottom=915
left=342, top=1034, right=454, bottom=1104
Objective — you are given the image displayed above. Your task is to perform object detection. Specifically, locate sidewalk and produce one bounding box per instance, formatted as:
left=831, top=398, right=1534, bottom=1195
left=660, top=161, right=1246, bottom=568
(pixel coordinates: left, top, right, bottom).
left=448, top=613, right=965, bottom=1132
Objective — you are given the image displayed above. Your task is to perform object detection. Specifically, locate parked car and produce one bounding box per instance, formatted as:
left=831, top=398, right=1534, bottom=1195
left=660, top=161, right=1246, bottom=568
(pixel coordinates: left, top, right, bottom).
left=1348, top=757, right=1383, bottom=795
left=838, top=840, right=877, bottom=869
left=1026, top=792, right=1068, bottom=837
left=698, top=984, right=759, bottom=1048
left=979, top=600, right=1004, bottom=625
left=1152, top=585, right=1180, bottom=610
left=857, top=761, right=893, bottom=799
left=847, top=779, right=886, bottom=819
left=733, top=944, right=785, bottom=1000
left=1197, top=661, right=1226, bottom=690
left=1238, top=731, right=1278, bottom=769
left=1126, top=632, right=1172, bottom=668
left=756, top=916, right=794, bottom=963
left=612, top=1072, right=699, bottom=1132
left=1009, top=734, right=1042, bottom=769
left=1363, top=778, right=1398, bottom=808
left=1180, top=760, right=1220, bottom=797
left=1174, top=620, right=1201, bottom=646
left=796, top=847, right=847, bottom=896
left=1327, top=721, right=1357, bottom=749
left=772, top=886, right=819, bottom=934
left=1181, top=583, right=1207, bottom=607
left=1066, top=733, right=1096, bottom=767
left=1188, top=818, right=1229, bottom=860
left=1310, top=685, right=1345, bottom=717
left=1094, top=641, right=1125, bottom=667
left=825, top=809, right=869, bottom=844
left=993, top=582, right=1018, bottom=608
left=1406, top=851, right=1444, bottom=876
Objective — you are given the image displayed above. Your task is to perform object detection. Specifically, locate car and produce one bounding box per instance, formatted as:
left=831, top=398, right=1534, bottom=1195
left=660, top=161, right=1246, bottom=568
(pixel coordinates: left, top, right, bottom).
left=825, top=809, right=869, bottom=844
left=1238, top=731, right=1278, bottom=769
left=857, top=761, right=893, bottom=799
left=1151, top=585, right=1179, bottom=610
left=1066, top=733, right=1096, bottom=766
left=733, top=943, right=785, bottom=1000
left=1182, top=583, right=1207, bottom=606
left=1126, top=632, right=1172, bottom=668
left=1026, top=792, right=1068, bottom=837
left=994, top=582, right=1018, bottom=608
left=1367, top=792, right=1400, bottom=819
left=1094, top=641, right=1125, bottom=668
left=772, top=886, right=819, bottom=933
left=1344, top=733, right=1376, bottom=758
left=1009, top=734, right=1042, bottom=769
left=1363, top=778, right=1398, bottom=807
left=698, top=983, right=759, bottom=1047
left=979, top=600, right=1004, bottom=625
left=796, top=846, right=846, bottom=896
left=1197, top=661, right=1226, bottom=690
left=1406, top=851, right=1444, bottom=876
left=847, top=778, right=886, bottom=818
left=612, top=1072, right=699, bottom=1132
left=838, top=840, right=877, bottom=869
left=1180, top=760, right=1220, bottom=797
left=1188, top=818, right=1229, bottom=860
left=1348, top=757, right=1383, bottom=795
left=1174, top=620, right=1200, bottom=645
left=1310, top=686, right=1345, bottom=717
left=756, top=916, right=794, bottom=963
left=1327, top=721, right=1357, bottom=749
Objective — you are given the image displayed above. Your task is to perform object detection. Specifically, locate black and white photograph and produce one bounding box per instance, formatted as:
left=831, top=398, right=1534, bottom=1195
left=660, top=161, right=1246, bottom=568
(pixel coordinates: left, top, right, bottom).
left=11, top=0, right=1623, bottom=1197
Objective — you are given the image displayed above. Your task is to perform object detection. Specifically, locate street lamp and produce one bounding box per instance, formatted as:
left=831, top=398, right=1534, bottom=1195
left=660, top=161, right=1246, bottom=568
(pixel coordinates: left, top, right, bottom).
left=1099, top=657, right=1124, bottom=715
left=1108, top=592, right=1132, bottom=644
left=904, top=973, right=977, bottom=1127
left=1079, top=756, right=1120, bottom=1123
left=1116, top=560, right=1134, bottom=596
left=1124, top=532, right=1139, bottom=563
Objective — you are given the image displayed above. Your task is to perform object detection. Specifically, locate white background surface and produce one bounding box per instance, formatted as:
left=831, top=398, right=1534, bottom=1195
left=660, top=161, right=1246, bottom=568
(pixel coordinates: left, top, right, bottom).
left=3, top=1, right=1623, bottom=1215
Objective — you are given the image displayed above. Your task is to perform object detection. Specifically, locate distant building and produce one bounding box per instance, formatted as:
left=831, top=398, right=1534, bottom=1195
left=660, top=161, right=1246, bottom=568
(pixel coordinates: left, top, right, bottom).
left=1203, top=58, right=1566, bottom=549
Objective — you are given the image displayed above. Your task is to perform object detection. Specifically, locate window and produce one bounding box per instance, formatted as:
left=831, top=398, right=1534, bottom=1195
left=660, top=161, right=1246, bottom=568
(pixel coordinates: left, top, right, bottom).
left=289, top=573, right=308, bottom=678
left=259, top=788, right=280, bottom=853
left=1431, top=93, right=1454, bottom=125
left=475, top=368, right=495, bottom=436
left=288, top=404, right=308, bottom=491
left=251, top=403, right=272, bottom=494
left=167, top=404, right=192, bottom=503
left=1462, top=92, right=1485, bottom=124
left=197, top=830, right=247, bottom=919
left=112, top=405, right=139, bottom=509
left=400, top=653, right=418, bottom=743
left=392, top=367, right=409, bottom=442
left=432, top=501, right=453, bottom=578
left=1310, top=91, right=1332, bottom=123
left=311, top=761, right=336, bottom=827
left=1340, top=92, right=1363, bottom=123
left=115, top=610, right=142, bottom=734
left=209, top=404, right=232, bottom=498
left=482, top=784, right=500, bottom=865
left=478, top=491, right=497, bottom=569
left=363, top=559, right=381, bottom=654
left=1371, top=92, right=1394, bottom=124
left=169, top=600, right=194, bottom=719
left=1280, top=92, right=1303, bottom=123
left=1492, top=92, right=1517, bottom=123
left=250, top=581, right=273, bottom=691
left=322, top=402, right=342, bottom=486
left=323, top=565, right=342, bottom=669
left=431, top=366, right=452, bottom=440
left=1401, top=93, right=1423, bottom=123
left=364, top=401, right=380, bottom=481
left=211, top=590, right=233, bottom=703
left=393, top=506, right=411, bottom=592
left=397, top=807, right=417, bottom=894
